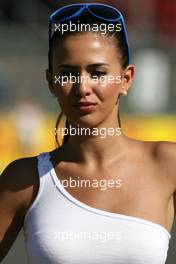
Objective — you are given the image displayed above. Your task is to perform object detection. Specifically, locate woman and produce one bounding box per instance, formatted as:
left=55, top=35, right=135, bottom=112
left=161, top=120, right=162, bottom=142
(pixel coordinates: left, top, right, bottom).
left=0, top=3, right=176, bottom=264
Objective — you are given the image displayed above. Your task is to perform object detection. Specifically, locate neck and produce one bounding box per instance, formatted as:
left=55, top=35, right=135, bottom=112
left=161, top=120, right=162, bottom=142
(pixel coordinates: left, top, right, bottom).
left=63, top=110, right=129, bottom=166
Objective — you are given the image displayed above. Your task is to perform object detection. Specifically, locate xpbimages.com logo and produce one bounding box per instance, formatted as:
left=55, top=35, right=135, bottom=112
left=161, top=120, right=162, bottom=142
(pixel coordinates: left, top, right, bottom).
left=54, top=21, right=122, bottom=35
left=54, top=74, right=122, bottom=87
left=55, top=124, right=122, bottom=139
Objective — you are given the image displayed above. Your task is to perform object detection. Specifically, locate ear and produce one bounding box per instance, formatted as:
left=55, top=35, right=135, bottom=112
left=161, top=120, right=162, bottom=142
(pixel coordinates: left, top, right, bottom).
left=46, top=69, right=56, bottom=96
left=121, top=64, right=135, bottom=93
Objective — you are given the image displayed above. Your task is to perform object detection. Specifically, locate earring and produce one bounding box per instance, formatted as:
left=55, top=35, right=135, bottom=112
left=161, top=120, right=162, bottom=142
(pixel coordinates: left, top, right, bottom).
left=122, top=90, right=128, bottom=96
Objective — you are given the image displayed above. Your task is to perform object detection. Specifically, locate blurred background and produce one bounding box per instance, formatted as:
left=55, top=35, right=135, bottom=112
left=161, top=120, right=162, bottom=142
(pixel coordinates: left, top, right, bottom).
left=0, top=0, right=175, bottom=263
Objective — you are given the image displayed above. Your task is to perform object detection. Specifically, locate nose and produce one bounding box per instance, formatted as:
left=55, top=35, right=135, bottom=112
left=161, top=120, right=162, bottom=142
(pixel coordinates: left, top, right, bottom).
left=75, top=72, right=92, bottom=97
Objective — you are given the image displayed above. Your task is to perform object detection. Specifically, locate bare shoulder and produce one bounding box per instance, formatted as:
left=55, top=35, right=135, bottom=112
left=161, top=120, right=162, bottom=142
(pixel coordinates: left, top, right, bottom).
left=153, top=141, right=176, bottom=215
left=131, top=138, right=176, bottom=180
left=153, top=140, right=176, bottom=159
left=0, top=155, right=39, bottom=214
left=134, top=139, right=176, bottom=164
left=157, top=141, right=176, bottom=189
left=153, top=141, right=176, bottom=173
left=142, top=140, right=176, bottom=189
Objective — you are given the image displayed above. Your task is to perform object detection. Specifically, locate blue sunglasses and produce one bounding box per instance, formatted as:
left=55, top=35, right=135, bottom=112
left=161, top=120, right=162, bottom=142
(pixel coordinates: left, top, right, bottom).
left=49, top=3, right=130, bottom=65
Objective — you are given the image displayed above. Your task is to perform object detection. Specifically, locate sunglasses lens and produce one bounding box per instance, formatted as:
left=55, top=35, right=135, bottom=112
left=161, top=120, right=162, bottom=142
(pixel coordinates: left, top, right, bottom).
left=52, top=5, right=83, bottom=22
left=88, top=5, right=120, bottom=20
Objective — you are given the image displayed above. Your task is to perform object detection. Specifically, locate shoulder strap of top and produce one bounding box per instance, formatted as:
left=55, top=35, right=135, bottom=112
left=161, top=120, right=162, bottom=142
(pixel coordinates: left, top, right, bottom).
left=23, top=152, right=52, bottom=225
left=37, top=152, right=51, bottom=177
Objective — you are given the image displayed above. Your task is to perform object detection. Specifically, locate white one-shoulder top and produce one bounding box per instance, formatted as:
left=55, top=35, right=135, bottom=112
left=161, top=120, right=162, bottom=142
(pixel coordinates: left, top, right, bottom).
left=23, top=152, right=171, bottom=264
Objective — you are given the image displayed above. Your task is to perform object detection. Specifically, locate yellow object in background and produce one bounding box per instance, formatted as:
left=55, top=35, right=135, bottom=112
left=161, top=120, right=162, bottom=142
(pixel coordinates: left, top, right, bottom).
left=0, top=113, right=176, bottom=173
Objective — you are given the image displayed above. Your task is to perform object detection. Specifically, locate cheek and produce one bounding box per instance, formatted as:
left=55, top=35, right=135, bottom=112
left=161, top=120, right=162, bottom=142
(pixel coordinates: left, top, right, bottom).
left=95, top=82, right=120, bottom=103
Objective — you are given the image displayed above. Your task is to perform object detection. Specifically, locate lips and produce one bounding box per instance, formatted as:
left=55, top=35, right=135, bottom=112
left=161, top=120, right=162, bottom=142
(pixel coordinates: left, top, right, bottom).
left=73, top=101, right=97, bottom=107
left=72, top=101, right=98, bottom=113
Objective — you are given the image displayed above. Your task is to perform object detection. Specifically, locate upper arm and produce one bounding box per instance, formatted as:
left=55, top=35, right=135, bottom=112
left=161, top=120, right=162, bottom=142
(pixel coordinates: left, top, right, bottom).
left=0, top=157, right=38, bottom=261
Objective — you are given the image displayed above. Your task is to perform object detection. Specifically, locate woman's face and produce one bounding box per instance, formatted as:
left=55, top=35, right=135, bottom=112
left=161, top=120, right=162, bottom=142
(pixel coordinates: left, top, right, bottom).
left=47, top=32, right=134, bottom=128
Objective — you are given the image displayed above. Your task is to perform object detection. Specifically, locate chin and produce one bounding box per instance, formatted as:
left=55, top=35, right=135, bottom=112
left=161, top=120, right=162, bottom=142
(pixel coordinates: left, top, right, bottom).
left=68, top=113, right=102, bottom=129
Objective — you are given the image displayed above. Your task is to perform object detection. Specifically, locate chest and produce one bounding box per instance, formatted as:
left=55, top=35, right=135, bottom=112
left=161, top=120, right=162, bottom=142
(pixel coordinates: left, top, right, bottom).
left=54, top=161, right=172, bottom=229
left=24, top=218, right=169, bottom=264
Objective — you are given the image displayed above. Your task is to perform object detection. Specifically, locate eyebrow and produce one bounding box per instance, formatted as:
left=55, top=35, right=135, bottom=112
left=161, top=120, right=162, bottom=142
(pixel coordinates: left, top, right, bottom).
left=88, top=63, right=110, bottom=69
left=57, top=63, right=110, bottom=69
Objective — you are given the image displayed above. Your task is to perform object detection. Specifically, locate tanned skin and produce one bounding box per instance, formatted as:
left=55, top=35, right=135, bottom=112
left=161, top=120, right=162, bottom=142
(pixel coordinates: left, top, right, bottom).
left=0, top=32, right=176, bottom=261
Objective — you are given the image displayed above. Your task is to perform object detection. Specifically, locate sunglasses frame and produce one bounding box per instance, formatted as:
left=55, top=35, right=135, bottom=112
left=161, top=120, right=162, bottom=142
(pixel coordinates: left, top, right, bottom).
left=48, top=3, right=130, bottom=65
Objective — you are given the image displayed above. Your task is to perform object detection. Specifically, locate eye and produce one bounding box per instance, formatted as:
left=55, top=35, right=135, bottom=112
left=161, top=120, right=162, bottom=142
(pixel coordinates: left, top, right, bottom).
left=91, top=71, right=106, bottom=78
